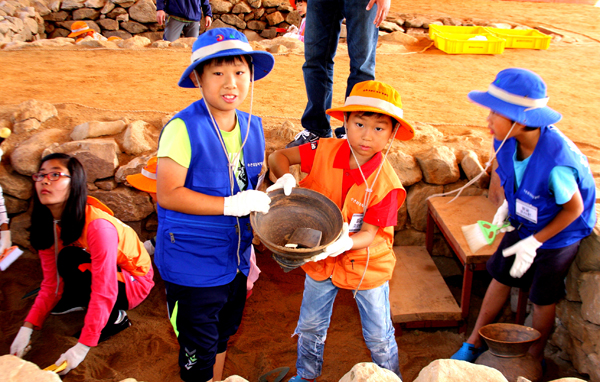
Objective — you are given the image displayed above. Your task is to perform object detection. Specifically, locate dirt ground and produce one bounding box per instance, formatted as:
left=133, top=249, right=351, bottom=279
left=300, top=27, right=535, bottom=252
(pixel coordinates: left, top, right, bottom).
left=1, top=0, right=600, bottom=381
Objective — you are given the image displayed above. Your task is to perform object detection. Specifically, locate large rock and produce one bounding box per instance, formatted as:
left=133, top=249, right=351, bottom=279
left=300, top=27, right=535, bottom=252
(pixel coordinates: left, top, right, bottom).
left=565, top=262, right=582, bottom=302
left=0, top=354, right=61, bottom=381
left=115, top=154, right=155, bottom=183
left=13, top=118, right=41, bottom=134
left=10, top=210, right=31, bottom=248
left=90, top=186, right=154, bottom=221
left=338, top=362, right=401, bottom=382
left=387, top=150, right=422, bottom=187
left=232, top=2, right=252, bottom=13
left=460, top=150, right=490, bottom=189
left=265, top=11, right=284, bottom=26
left=576, top=211, right=600, bottom=272
left=413, top=359, right=508, bottom=382
left=10, top=129, right=68, bottom=176
left=122, top=120, right=154, bottom=155
left=415, top=146, right=460, bottom=185
left=117, top=35, right=150, bottom=48
left=61, top=0, right=86, bottom=10
left=211, top=0, right=234, bottom=13
left=406, top=181, right=443, bottom=231
left=554, top=300, right=600, bottom=381
left=128, top=0, right=156, bottom=23
left=70, top=119, right=127, bottom=140
left=579, top=272, right=600, bottom=325
left=4, top=194, right=29, bottom=214
left=11, top=99, right=57, bottom=124
left=221, top=14, right=246, bottom=29
left=42, top=138, right=120, bottom=182
left=0, top=163, right=34, bottom=200
left=120, top=20, right=148, bottom=34
left=72, top=7, right=100, bottom=19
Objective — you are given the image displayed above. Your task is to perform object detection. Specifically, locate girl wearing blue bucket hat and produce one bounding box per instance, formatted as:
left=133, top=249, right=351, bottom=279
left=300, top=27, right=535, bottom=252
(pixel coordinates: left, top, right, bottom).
left=451, top=68, right=596, bottom=367
left=154, top=28, right=274, bottom=382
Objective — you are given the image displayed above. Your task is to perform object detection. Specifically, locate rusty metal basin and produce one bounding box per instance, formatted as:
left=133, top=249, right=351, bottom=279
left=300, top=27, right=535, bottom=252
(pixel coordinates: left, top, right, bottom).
left=479, top=323, right=541, bottom=358
left=250, top=188, right=344, bottom=260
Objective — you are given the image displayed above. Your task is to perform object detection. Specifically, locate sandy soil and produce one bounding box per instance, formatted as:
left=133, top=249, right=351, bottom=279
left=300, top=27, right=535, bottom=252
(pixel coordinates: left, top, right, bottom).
left=1, top=1, right=600, bottom=381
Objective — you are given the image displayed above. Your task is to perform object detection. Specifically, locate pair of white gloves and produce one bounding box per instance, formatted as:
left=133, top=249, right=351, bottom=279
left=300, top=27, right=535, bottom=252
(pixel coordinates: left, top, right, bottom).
left=493, top=200, right=543, bottom=278
left=267, top=174, right=354, bottom=261
left=10, top=326, right=90, bottom=375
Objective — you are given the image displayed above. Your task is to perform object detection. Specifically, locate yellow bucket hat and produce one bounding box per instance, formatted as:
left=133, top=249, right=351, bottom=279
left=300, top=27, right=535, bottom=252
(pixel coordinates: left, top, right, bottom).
left=326, top=80, right=414, bottom=141
left=126, top=157, right=157, bottom=194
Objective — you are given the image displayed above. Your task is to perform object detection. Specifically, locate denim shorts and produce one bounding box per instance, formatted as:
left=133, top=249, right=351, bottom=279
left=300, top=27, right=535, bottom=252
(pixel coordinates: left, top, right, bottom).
left=487, top=229, right=580, bottom=306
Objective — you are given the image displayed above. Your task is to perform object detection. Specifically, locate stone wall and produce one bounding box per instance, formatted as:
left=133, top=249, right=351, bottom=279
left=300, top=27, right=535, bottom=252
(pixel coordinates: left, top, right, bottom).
left=3, top=0, right=563, bottom=45
left=550, top=206, right=600, bottom=382
left=0, top=99, right=490, bottom=255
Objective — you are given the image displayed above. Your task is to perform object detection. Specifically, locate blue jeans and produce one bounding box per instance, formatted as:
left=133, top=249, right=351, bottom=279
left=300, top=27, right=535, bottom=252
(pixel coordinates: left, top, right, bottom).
left=293, top=275, right=400, bottom=379
left=301, top=0, right=378, bottom=137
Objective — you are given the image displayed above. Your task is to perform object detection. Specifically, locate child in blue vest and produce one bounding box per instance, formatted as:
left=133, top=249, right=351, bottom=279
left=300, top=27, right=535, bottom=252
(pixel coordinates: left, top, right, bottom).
left=451, top=68, right=596, bottom=367
left=154, top=28, right=274, bottom=382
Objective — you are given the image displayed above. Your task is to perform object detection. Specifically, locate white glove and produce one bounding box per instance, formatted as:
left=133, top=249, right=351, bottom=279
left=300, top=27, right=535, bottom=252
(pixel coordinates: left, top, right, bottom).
left=10, top=326, right=33, bottom=358
left=492, top=200, right=513, bottom=233
left=266, top=173, right=297, bottom=196
left=287, top=24, right=298, bottom=34
left=309, top=223, right=353, bottom=262
left=55, top=342, right=90, bottom=375
left=502, top=235, right=543, bottom=278
left=1, top=230, right=12, bottom=254
left=223, top=190, right=271, bottom=217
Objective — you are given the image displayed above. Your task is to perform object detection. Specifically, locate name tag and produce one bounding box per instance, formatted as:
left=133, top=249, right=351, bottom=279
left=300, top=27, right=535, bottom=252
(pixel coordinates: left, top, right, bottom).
left=515, top=199, right=537, bottom=224
left=349, top=213, right=364, bottom=233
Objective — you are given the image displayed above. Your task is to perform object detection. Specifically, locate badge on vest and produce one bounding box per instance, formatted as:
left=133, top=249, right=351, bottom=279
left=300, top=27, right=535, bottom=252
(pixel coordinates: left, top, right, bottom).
left=515, top=199, right=538, bottom=224
left=349, top=213, right=364, bottom=232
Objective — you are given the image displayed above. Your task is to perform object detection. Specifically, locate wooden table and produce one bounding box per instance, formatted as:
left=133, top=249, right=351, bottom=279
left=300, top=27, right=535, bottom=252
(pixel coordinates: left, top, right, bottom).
left=426, top=196, right=528, bottom=331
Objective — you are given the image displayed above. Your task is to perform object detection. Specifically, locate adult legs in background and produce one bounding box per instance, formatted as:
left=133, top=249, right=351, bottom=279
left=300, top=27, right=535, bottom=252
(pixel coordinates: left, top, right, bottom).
left=163, top=18, right=187, bottom=42
left=182, top=20, right=200, bottom=38
left=300, top=0, right=343, bottom=138
left=343, top=0, right=378, bottom=98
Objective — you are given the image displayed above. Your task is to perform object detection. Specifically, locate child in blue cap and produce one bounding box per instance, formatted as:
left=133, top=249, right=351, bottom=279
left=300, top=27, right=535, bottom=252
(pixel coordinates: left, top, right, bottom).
left=154, top=27, right=274, bottom=382
left=451, top=68, right=596, bottom=367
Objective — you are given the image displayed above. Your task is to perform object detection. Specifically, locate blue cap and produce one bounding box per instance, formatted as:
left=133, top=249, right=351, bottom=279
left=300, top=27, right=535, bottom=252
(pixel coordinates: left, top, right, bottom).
left=179, top=27, right=275, bottom=88
left=468, top=68, right=561, bottom=127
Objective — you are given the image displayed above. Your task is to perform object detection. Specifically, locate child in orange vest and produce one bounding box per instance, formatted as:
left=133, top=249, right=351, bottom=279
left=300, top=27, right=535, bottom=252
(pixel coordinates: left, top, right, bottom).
left=68, top=21, right=108, bottom=43
left=268, top=80, right=414, bottom=381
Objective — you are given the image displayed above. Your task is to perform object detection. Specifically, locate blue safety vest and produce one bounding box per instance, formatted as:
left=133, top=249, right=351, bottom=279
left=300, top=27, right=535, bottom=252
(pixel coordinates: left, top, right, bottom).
left=494, top=125, right=596, bottom=249
left=155, top=99, right=265, bottom=287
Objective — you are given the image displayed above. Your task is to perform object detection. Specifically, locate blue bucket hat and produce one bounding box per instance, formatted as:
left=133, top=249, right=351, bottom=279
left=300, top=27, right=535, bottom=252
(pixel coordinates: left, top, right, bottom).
left=178, top=27, right=275, bottom=88
left=468, top=68, right=562, bottom=127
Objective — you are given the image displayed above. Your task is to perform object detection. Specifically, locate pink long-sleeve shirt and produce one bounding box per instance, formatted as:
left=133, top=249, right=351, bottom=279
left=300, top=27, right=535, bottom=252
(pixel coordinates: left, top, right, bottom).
left=25, top=219, right=154, bottom=346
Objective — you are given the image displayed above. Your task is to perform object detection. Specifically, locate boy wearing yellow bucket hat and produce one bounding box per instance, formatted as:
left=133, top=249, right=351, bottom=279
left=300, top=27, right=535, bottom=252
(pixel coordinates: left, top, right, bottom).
left=268, top=80, right=413, bottom=381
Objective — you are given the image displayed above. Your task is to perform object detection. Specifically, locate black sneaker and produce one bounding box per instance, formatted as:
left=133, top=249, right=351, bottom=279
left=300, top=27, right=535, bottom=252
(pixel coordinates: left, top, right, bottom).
left=74, top=311, right=131, bottom=343
left=334, top=126, right=347, bottom=139
left=286, top=129, right=322, bottom=148
left=99, top=311, right=131, bottom=342
left=51, top=299, right=85, bottom=315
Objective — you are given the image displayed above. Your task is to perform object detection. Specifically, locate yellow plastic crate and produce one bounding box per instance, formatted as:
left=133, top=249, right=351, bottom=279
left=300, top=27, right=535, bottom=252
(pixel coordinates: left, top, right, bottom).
left=433, top=32, right=506, bottom=55
left=428, top=25, right=489, bottom=40
left=484, top=28, right=551, bottom=50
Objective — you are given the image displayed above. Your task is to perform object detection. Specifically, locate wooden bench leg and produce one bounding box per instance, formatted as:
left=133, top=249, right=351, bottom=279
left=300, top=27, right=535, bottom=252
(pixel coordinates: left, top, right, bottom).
left=426, top=210, right=435, bottom=255
left=516, top=288, right=529, bottom=325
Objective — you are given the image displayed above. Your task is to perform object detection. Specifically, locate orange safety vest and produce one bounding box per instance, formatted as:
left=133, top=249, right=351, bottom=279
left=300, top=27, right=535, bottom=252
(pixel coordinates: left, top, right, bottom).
left=56, top=196, right=152, bottom=281
left=300, top=139, right=405, bottom=290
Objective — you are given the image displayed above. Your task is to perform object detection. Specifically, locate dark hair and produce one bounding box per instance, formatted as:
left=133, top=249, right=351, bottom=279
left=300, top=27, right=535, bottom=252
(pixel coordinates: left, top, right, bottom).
left=30, top=153, right=88, bottom=250
left=344, top=111, right=400, bottom=127
left=194, top=54, right=253, bottom=78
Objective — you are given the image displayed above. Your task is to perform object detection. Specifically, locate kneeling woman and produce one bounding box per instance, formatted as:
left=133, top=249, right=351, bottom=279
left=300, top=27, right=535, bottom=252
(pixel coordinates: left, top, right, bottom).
left=10, top=153, right=155, bottom=374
